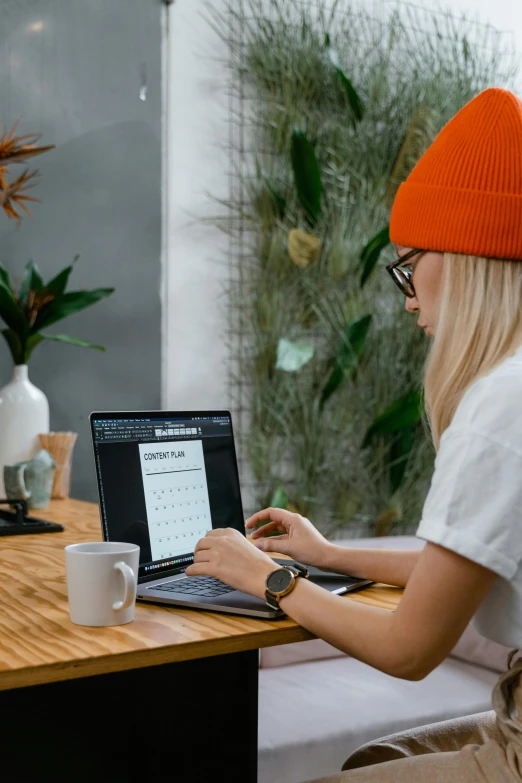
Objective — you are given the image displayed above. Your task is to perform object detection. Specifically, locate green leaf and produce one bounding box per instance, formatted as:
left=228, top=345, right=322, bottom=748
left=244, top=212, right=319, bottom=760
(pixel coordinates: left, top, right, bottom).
left=0, top=264, right=14, bottom=295
left=463, top=35, right=470, bottom=63
left=276, top=338, right=314, bottom=372
left=24, top=332, right=106, bottom=362
left=262, top=175, right=286, bottom=219
left=39, top=333, right=106, bottom=351
left=360, top=226, right=390, bottom=287
left=389, top=427, right=415, bottom=494
left=363, top=389, right=423, bottom=447
left=25, top=333, right=45, bottom=362
left=326, top=35, right=363, bottom=123
left=291, top=129, right=322, bottom=227
left=19, top=260, right=45, bottom=305
left=0, top=280, right=28, bottom=334
left=336, top=70, right=364, bottom=124
left=270, top=485, right=288, bottom=510
left=326, top=37, right=364, bottom=125
left=34, top=288, right=115, bottom=331
left=321, top=314, right=372, bottom=405
left=1, top=329, right=24, bottom=365
left=335, top=314, right=372, bottom=373
left=44, top=255, right=79, bottom=298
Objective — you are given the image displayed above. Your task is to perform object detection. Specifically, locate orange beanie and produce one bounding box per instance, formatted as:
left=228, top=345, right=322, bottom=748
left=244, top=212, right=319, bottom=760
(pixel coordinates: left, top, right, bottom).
left=389, top=87, right=522, bottom=259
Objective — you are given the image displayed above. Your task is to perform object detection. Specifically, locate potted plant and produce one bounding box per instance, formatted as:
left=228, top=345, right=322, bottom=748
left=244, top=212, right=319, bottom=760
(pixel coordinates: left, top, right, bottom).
left=0, top=122, right=114, bottom=493
left=0, top=257, right=114, bottom=495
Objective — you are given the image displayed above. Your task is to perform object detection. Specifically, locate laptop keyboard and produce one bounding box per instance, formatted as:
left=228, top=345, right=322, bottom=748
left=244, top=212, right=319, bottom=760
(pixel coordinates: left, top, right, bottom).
left=150, top=575, right=236, bottom=598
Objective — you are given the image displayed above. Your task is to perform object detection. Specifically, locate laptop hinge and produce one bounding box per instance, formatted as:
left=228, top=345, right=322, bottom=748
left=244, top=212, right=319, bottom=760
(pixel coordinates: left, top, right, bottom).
left=139, top=565, right=187, bottom=584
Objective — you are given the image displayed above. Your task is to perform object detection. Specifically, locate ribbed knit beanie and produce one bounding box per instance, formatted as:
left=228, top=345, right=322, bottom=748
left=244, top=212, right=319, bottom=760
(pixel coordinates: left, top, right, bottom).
left=389, top=87, right=522, bottom=259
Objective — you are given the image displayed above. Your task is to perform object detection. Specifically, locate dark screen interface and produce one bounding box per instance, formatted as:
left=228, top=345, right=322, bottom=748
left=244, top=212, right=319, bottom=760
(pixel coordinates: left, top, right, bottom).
left=91, top=414, right=244, bottom=579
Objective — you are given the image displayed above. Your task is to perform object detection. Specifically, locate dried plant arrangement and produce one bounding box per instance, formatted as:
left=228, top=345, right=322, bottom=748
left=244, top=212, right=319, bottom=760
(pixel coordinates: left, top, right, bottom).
left=211, top=0, right=517, bottom=537
left=0, top=122, right=114, bottom=363
left=0, top=120, right=54, bottom=223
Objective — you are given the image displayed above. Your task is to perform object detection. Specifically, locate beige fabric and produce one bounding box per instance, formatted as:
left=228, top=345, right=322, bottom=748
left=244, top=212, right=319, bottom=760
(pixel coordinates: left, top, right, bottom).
left=306, top=649, right=522, bottom=782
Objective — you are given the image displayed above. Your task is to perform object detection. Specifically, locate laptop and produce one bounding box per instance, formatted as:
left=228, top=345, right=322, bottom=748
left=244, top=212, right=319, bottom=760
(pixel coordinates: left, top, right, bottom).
left=90, top=410, right=373, bottom=619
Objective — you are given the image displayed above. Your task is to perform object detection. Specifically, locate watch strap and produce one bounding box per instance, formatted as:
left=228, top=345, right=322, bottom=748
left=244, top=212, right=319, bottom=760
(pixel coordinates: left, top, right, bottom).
left=265, top=590, right=280, bottom=611
left=290, top=561, right=309, bottom=578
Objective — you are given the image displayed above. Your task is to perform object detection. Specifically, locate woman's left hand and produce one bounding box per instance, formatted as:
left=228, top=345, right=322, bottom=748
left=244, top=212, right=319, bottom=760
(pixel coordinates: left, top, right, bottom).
left=185, top=528, right=277, bottom=599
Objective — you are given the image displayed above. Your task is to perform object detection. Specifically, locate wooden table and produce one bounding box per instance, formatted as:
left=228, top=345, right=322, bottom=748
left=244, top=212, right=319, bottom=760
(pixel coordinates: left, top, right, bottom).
left=0, top=499, right=403, bottom=782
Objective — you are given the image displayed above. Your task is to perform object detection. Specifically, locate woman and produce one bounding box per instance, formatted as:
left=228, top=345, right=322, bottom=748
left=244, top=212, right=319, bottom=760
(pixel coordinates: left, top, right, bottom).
left=186, top=87, right=522, bottom=781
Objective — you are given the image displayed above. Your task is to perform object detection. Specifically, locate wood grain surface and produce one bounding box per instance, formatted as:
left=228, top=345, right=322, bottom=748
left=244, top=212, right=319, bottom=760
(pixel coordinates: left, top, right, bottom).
left=0, top=499, right=403, bottom=691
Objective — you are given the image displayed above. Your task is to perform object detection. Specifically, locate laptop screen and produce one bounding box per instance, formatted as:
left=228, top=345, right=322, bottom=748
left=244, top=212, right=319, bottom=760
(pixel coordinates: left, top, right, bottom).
left=90, top=411, right=245, bottom=580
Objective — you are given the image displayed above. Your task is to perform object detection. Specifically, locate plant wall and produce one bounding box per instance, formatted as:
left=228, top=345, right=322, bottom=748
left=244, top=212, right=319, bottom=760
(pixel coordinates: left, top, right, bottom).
left=212, top=0, right=517, bottom=537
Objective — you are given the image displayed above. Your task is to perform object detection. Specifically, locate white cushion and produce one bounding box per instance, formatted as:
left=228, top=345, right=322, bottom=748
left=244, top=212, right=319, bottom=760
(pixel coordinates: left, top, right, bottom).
left=333, top=534, right=425, bottom=550
left=258, top=654, right=498, bottom=783
left=450, top=622, right=512, bottom=672
left=260, top=638, right=342, bottom=668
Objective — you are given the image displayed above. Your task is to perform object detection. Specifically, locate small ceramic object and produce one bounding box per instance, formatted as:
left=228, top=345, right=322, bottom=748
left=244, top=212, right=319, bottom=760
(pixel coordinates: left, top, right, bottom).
left=4, top=449, right=56, bottom=509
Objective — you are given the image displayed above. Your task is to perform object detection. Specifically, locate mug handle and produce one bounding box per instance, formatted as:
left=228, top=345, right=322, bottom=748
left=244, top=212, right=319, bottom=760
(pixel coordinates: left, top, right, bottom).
left=112, top=561, right=137, bottom=611
left=15, top=464, right=31, bottom=501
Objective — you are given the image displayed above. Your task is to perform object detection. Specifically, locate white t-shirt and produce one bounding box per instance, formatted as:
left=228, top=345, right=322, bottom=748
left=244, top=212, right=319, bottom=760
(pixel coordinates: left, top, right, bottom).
left=416, top=342, right=522, bottom=648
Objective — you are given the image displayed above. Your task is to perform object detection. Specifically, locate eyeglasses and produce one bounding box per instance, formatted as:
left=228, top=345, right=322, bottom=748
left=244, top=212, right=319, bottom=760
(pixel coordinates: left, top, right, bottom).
left=386, top=248, right=424, bottom=298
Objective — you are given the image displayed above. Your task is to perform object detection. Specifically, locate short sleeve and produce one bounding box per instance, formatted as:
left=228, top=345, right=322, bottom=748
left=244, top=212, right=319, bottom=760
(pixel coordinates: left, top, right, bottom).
left=416, top=429, right=522, bottom=579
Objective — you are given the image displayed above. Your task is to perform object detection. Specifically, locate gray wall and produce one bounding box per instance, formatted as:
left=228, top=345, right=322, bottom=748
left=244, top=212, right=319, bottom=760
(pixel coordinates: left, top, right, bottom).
left=0, top=0, right=162, bottom=500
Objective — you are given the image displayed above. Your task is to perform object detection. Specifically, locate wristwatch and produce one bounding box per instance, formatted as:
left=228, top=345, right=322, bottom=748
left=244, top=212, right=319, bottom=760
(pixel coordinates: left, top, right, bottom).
left=265, top=562, right=309, bottom=610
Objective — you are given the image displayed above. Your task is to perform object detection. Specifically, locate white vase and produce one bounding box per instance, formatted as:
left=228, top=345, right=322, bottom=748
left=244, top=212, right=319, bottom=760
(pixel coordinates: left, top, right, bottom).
left=0, top=365, right=50, bottom=498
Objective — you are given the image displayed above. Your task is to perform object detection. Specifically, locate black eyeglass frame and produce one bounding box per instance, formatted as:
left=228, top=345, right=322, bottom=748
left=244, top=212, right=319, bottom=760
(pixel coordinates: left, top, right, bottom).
left=386, top=248, right=424, bottom=298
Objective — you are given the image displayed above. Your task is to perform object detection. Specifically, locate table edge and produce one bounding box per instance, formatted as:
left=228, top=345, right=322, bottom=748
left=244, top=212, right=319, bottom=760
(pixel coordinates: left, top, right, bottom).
left=0, top=624, right=317, bottom=691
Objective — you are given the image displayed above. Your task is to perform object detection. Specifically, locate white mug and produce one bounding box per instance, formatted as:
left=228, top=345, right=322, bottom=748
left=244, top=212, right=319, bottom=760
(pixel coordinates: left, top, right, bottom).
left=64, top=541, right=140, bottom=626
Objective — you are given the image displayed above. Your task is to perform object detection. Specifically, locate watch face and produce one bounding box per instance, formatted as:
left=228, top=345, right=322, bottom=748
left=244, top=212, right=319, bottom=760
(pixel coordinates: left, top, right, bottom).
left=267, top=568, right=293, bottom=594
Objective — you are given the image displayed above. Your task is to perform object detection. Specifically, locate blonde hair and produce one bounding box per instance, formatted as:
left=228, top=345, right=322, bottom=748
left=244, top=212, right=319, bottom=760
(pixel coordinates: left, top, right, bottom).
left=424, top=253, right=522, bottom=450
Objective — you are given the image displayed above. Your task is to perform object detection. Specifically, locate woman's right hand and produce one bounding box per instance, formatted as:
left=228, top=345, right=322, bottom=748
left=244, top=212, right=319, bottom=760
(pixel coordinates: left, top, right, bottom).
left=245, top=507, right=332, bottom=568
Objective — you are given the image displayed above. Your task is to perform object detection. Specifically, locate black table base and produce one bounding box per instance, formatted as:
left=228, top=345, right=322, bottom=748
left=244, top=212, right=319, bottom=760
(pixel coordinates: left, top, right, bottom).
left=0, top=649, right=258, bottom=782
